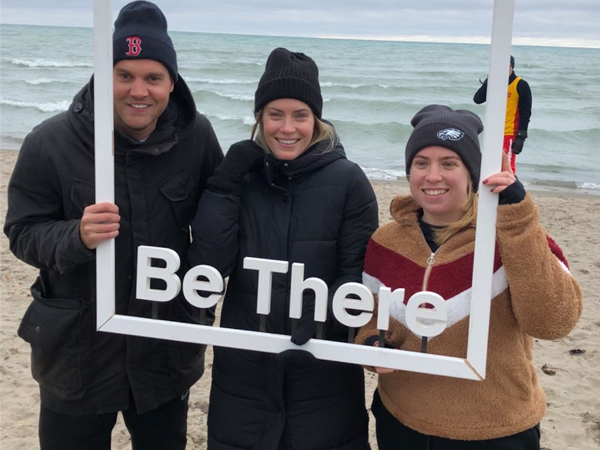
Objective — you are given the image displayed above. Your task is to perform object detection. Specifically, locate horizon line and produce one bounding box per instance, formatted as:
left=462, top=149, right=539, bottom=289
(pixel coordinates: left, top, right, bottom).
left=2, top=22, right=599, bottom=50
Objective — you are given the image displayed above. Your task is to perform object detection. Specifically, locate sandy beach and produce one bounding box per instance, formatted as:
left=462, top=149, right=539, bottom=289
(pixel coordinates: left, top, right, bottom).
left=1, top=148, right=599, bottom=449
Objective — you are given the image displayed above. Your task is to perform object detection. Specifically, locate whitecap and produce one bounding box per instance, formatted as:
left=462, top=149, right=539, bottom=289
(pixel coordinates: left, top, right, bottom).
left=1, top=99, right=70, bottom=113
left=25, top=78, right=70, bottom=85
left=186, top=77, right=256, bottom=85
left=11, top=59, right=92, bottom=68
left=361, top=167, right=406, bottom=180
left=578, top=182, right=600, bottom=191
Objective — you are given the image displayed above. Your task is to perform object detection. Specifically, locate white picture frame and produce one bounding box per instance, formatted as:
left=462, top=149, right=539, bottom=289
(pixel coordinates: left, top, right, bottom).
left=94, top=0, right=515, bottom=380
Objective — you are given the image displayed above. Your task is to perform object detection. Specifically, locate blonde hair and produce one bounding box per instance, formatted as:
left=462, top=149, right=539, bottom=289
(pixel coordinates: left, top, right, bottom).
left=434, top=177, right=478, bottom=245
left=250, top=108, right=337, bottom=154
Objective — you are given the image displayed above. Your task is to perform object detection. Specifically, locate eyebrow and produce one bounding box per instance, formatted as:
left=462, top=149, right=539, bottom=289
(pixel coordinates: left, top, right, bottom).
left=114, top=68, right=166, bottom=78
left=265, top=106, right=311, bottom=114
left=414, top=155, right=461, bottom=160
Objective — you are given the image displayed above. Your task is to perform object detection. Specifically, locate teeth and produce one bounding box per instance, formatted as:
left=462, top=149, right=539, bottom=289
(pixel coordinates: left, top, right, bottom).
left=277, top=139, right=298, bottom=145
left=130, top=104, right=149, bottom=109
left=424, top=189, right=448, bottom=196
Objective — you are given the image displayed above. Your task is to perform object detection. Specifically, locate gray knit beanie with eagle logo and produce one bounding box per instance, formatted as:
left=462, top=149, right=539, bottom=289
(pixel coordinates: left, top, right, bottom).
left=405, top=104, right=484, bottom=191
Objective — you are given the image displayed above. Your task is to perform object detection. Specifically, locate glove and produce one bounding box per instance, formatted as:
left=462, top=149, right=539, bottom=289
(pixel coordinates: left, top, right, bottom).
left=208, top=140, right=265, bottom=192
left=511, top=130, right=527, bottom=155
left=290, top=294, right=316, bottom=346
left=498, top=176, right=526, bottom=205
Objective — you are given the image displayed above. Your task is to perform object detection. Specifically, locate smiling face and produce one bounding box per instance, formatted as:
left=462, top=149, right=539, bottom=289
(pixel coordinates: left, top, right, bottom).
left=409, top=146, right=471, bottom=226
left=113, top=59, right=174, bottom=140
left=261, top=98, right=315, bottom=160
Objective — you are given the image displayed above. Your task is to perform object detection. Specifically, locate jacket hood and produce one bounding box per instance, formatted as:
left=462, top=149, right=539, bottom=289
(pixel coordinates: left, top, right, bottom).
left=67, top=75, right=197, bottom=154
left=390, top=195, right=422, bottom=224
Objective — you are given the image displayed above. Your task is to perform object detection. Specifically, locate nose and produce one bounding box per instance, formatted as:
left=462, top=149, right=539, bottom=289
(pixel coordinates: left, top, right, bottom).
left=281, top=116, right=295, bottom=134
left=130, top=79, right=148, bottom=98
left=425, top=164, right=443, bottom=182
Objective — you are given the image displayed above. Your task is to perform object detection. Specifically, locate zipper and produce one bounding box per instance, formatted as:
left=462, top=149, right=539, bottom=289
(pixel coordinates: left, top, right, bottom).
left=420, top=246, right=441, bottom=353
left=422, top=247, right=441, bottom=291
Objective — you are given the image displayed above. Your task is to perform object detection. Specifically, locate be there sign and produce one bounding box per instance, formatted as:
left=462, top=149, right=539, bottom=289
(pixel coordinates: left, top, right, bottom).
left=137, top=248, right=449, bottom=337
left=94, top=0, right=516, bottom=381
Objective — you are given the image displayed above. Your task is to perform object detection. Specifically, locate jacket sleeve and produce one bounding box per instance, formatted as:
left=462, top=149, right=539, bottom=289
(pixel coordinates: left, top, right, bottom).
left=473, top=80, right=488, bottom=104
left=188, top=188, right=241, bottom=278
left=496, top=194, right=582, bottom=339
left=327, top=166, right=379, bottom=327
left=516, top=78, right=532, bottom=131
left=3, top=139, right=95, bottom=273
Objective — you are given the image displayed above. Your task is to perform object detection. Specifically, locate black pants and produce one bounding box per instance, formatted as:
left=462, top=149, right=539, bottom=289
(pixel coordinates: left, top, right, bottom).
left=39, top=391, right=189, bottom=450
left=372, top=390, right=540, bottom=450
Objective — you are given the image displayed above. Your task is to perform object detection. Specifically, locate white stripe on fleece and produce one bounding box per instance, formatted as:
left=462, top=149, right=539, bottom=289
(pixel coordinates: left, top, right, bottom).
left=362, top=271, right=384, bottom=294
left=362, top=266, right=508, bottom=340
left=558, top=258, right=571, bottom=274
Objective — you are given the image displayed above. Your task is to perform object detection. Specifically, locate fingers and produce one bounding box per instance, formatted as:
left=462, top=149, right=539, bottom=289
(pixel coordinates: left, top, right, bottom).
left=80, top=202, right=120, bottom=249
left=482, top=151, right=516, bottom=194
left=84, top=202, right=119, bottom=214
left=501, top=149, right=514, bottom=174
left=372, top=341, right=398, bottom=374
left=482, top=172, right=516, bottom=194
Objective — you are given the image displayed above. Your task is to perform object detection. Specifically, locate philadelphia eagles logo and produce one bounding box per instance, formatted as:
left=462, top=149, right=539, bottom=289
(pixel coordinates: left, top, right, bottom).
left=437, top=128, right=464, bottom=141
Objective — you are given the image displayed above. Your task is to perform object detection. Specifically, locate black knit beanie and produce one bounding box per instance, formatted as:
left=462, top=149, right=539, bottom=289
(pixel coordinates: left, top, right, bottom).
left=254, top=48, right=323, bottom=119
left=510, top=55, right=515, bottom=68
left=113, top=1, right=178, bottom=82
left=405, top=105, right=484, bottom=191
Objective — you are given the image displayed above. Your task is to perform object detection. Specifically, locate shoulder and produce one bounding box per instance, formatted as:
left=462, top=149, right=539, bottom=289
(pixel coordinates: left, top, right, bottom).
left=19, top=112, right=73, bottom=156
left=516, top=78, right=532, bottom=92
left=28, top=111, right=72, bottom=139
left=328, top=157, right=370, bottom=181
left=185, top=112, right=222, bottom=154
left=333, top=159, right=376, bottom=198
left=192, top=112, right=214, bottom=129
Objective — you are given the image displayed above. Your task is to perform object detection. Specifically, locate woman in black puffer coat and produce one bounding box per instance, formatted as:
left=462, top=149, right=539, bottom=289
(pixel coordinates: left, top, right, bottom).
left=189, top=47, right=378, bottom=450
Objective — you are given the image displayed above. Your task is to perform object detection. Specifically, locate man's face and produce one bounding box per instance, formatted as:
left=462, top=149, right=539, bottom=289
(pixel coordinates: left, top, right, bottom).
left=113, top=59, right=174, bottom=140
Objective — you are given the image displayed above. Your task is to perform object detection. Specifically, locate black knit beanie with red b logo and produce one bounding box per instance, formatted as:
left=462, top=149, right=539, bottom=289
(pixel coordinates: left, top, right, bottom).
left=113, top=1, right=178, bottom=82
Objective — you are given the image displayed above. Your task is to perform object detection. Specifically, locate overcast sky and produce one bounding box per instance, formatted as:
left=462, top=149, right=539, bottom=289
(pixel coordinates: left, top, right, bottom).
left=2, top=1, right=599, bottom=48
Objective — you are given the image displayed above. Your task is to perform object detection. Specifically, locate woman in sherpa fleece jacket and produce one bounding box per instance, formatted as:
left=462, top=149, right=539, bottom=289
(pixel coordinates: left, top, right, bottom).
left=355, top=105, right=582, bottom=450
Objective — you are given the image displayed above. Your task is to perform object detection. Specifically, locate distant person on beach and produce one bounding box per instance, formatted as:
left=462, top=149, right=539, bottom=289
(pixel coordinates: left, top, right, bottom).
left=356, top=105, right=582, bottom=449
left=3, top=2, right=223, bottom=449
left=473, top=55, right=532, bottom=173
left=188, top=47, right=378, bottom=449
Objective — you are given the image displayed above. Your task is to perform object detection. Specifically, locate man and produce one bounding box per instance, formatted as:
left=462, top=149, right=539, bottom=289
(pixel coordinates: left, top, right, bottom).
left=4, top=2, right=223, bottom=449
left=473, top=55, right=532, bottom=173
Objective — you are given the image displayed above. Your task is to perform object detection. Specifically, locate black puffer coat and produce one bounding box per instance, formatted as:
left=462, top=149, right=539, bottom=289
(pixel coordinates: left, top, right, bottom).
left=190, top=138, right=378, bottom=449
left=4, top=76, right=223, bottom=414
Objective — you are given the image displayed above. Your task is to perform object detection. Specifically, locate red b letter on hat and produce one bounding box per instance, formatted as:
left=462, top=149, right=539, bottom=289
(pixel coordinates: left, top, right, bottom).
left=126, top=37, right=142, bottom=56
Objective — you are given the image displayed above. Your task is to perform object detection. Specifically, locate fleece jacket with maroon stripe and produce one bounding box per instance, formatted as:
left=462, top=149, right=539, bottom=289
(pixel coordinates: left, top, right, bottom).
left=355, top=194, right=582, bottom=441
